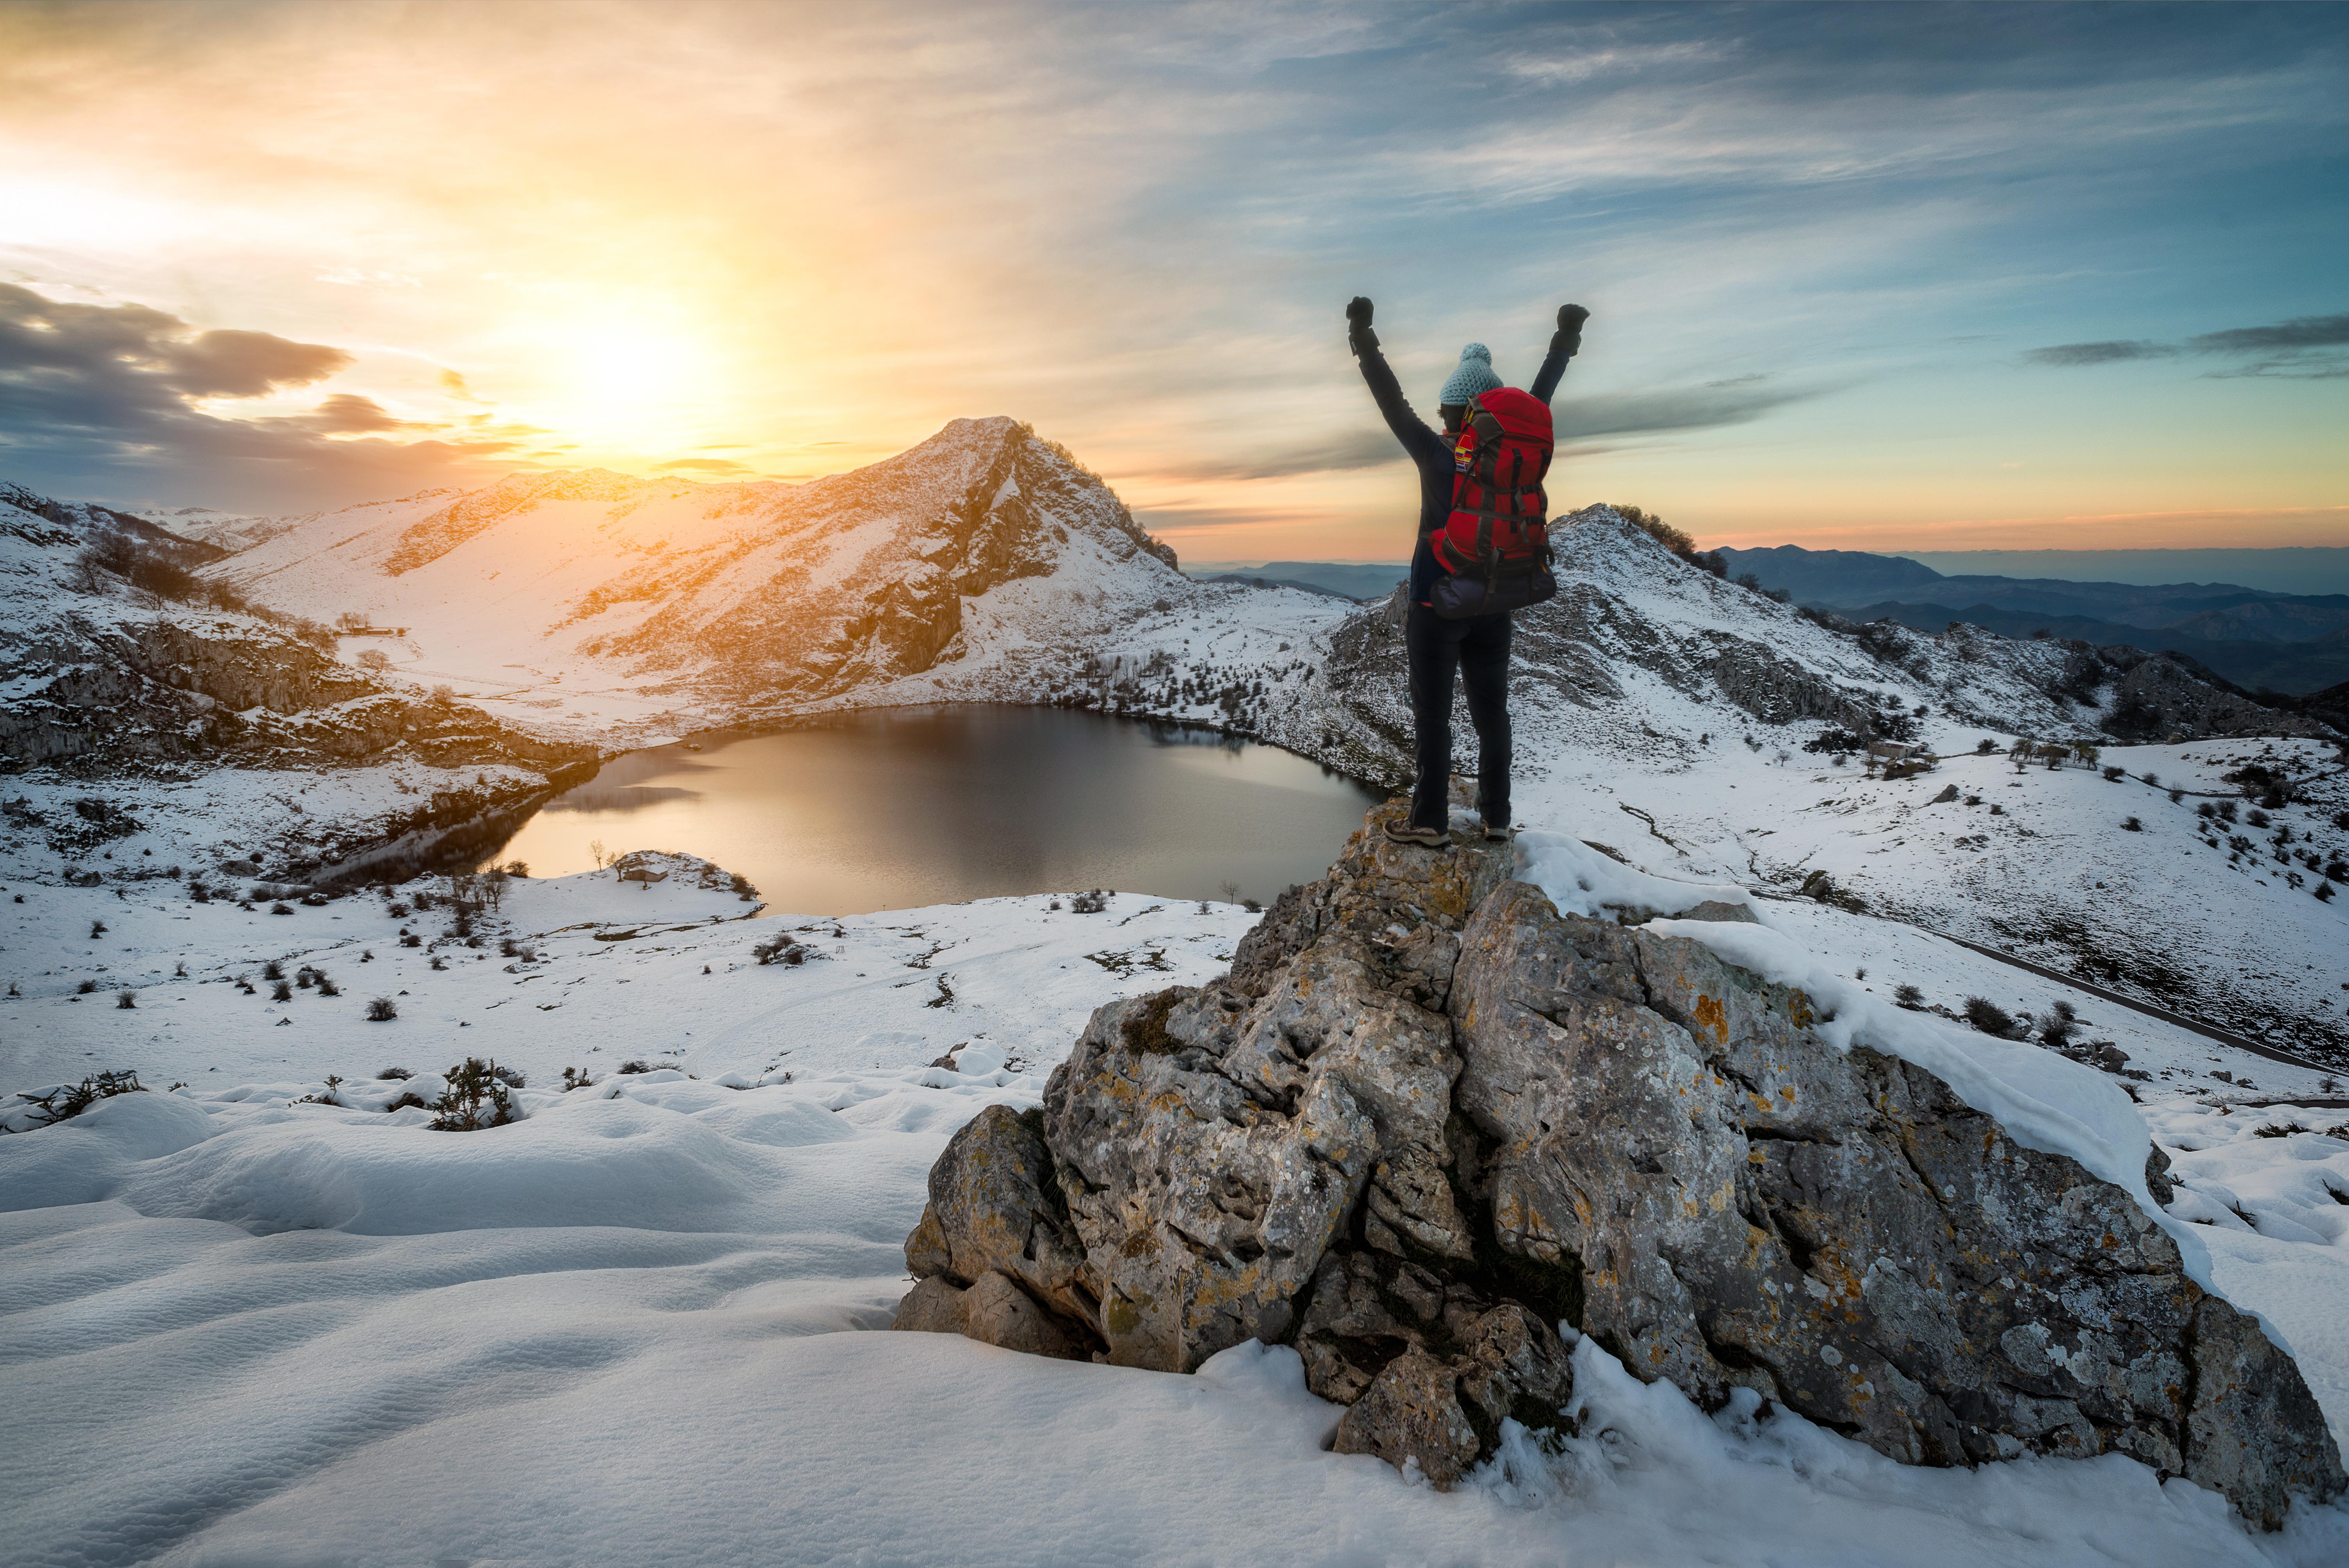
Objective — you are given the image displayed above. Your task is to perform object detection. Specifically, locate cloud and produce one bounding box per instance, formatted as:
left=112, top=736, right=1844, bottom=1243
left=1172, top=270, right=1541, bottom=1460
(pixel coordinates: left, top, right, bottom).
left=1150, top=375, right=1829, bottom=483
left=1551, top=376, right=1830, bottom=443
left=2022, top=340, right=2178, bottom=367
left=2187, top=312, right=2349, bottom=353
left=1152, top=429, right=1401, bottom=483
left=2027, top=312, right=2348, bottom=374
left=653, top=456, right=757, bottom=474
left=292, top=394, right=422, bottom=434
left=0, top=283, right=518, bottom=509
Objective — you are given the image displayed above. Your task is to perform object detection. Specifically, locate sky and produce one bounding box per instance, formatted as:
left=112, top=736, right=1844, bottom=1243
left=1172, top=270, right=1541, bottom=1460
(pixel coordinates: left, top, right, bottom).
left=1, top=0, right=2343, bottom=560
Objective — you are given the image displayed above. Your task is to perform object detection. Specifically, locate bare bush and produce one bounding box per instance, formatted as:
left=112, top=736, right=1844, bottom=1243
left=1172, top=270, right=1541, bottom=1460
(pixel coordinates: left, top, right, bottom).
left=1963, top=996, right=2019, bottom=1037
left=428, top=1057, right=521, bottom=1131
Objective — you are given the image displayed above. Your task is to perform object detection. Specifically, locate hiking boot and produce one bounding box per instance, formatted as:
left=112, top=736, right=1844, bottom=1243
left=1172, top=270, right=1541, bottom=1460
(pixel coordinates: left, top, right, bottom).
left=1482, top=822, right=1515, bottom=842
left=1383, top=821, right=1447, bottom=848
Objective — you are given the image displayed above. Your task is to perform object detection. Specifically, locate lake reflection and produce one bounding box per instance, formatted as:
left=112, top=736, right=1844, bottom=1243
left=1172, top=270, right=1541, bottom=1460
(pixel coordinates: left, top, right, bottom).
left=482, top=706, right=1384, bottom=914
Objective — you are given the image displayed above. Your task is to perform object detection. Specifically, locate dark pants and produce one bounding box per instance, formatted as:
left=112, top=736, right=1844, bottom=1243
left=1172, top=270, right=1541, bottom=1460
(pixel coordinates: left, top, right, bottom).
left=1405, top=601, right=1511, bottom=831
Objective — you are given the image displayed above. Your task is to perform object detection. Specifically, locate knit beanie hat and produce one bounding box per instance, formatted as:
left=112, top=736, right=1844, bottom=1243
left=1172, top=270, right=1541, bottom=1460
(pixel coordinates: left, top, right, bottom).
left=1438, top=343, right=1504, bottom=409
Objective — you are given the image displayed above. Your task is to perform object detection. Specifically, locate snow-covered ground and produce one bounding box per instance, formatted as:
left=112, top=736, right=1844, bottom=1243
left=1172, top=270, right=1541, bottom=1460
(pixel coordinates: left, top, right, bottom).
left=8, top=850, right=2349, bottom=1565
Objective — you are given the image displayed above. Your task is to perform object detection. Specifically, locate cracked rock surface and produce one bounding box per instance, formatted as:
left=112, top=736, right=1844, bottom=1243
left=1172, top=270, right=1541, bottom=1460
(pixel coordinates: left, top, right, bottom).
left=894, top=802, right=2344, bottom=1525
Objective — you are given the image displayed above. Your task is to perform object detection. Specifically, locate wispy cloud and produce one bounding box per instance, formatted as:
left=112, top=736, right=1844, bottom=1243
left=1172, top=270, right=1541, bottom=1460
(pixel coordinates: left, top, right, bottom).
left=2022, top=340, right=2178, bottom=367
left=2026, top=311, right=2349, bottom=378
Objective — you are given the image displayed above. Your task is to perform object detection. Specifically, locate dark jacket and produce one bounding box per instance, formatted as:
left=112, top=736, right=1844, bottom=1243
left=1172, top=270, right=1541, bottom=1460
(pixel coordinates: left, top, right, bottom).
left=1353, top=335, right=1572, bottom=606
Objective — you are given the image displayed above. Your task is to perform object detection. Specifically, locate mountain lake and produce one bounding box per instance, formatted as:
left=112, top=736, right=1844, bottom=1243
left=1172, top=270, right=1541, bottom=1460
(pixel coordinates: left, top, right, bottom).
left=481, top=706, right=1386, bottom=914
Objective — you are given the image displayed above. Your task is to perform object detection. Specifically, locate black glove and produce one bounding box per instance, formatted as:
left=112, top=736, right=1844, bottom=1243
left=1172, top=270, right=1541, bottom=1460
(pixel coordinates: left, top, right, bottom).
left=1346, top=296, right=1378, bottom=355
left=1552, top=302, right=1590, bottom=356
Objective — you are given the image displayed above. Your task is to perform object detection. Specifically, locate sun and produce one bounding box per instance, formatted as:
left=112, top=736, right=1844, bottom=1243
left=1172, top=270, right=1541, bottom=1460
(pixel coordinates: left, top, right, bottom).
left=566, top=324, right=700, bottom=419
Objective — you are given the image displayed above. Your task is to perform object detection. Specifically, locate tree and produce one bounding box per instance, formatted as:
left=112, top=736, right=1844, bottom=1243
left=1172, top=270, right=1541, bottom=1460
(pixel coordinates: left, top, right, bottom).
left=589, top=839, right=609, bottom=871
left=355, top=649, right=392, bottom=671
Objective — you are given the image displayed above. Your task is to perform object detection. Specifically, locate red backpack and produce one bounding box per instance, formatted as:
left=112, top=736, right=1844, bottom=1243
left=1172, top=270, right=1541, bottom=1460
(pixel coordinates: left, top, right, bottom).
left=1428, top=387, right=1559, bottom=619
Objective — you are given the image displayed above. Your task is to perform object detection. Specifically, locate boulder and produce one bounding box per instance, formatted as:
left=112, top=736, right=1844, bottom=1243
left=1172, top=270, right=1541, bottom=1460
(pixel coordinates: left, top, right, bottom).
left=895, top=802, right=2345, bottom=1524
left=1448, top=880, right=2342, bottom=1525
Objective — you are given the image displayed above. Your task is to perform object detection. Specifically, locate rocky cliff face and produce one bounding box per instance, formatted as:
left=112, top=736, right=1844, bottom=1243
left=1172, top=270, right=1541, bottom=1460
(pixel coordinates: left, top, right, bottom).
left=894, top=803, right=2344, bottom=1528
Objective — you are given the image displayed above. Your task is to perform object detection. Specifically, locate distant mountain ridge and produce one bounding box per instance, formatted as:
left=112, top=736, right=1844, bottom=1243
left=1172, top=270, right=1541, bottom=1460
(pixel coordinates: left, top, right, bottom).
left=1185, top=562, right=1407, bottom=600
left=1720, top=543, right=2349, bottom=694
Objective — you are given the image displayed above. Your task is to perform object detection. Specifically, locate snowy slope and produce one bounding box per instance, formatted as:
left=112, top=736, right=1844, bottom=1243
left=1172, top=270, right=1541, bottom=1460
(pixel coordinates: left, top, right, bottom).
left=0, top=483, right=599, bottom=887
left=7, top=851, right=2349, bottom=1564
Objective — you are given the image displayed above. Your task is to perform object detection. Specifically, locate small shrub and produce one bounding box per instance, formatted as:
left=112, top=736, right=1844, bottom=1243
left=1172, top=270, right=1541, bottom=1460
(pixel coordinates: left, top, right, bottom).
left=560, top=1066, right=595, bottom=1091
left=2101, top=765, right=2124, bottom=782
left=427, top=1057, right=520, bottom=1131
left=2217, top=800, right=2237, bottom=823
left=1070, top=889, right=1109, bottom=914
left=2140, top=772, right=2158, bottom=788
left=4, top=1069, right=143, bottom=1131
left=1242, top=897, right=1262, bottom=913
left=752, top=934, right=807, bottom=965
left=499, top=936, right=518, bottom=957
left=1975, top=737, right=1999, bottom=755
left=2168, top=788, right=2184, bottom=803
left=271, top=902, right=294, bottom=916
left=366, top=996, right=398, bottom=1021
left=77, top=978, right=98, bottom=994
left=400, top=932, right=421, bottom=947
left=377, top=1066, right=413, bottom=1080
left=429, top=955, right=447, bottom=970
left=617, top=1059, right=656, bottom=1074
left=262, top=960, right=284, bottom=980
left=384, top=1090, right=429, bottom=1112
left=1988, top=804, right=2005, bottom=815
left=2121, top=816, right=2142, bottom=832
left=1894, top=984, right=1925, bottom=1010
left=271, top=980, right=292, bottom=1001
left=2318, top=882, right=2337, bottom=903
left=1963, top=996, right=2018, bottom=1037
left=89, top=919, right=107, bottom=938
left=115, top=988, right=136, bottom=1009
left=2197, top=801, right=2216, bottom=819
left=2247, top=809, right=2270, bottom=829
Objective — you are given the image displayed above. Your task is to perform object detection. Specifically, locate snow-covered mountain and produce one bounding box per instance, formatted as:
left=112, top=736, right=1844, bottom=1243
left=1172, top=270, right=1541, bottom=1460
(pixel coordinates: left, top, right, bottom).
left=190, top=417, right=1189, bottom=740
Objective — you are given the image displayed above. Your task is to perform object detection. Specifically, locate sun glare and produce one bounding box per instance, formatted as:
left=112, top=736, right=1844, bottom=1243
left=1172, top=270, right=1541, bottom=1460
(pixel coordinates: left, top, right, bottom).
left=564, top=325, right=702, bottom=424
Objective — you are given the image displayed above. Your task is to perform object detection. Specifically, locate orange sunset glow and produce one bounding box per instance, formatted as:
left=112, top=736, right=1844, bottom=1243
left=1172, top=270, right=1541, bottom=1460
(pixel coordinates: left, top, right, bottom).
left=2, top=2, right=2343, bottom=561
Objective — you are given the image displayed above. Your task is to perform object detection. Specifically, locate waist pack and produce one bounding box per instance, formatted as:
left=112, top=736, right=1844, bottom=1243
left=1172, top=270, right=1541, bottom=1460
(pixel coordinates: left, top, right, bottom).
left=1428, top=387, right=1558, bottom=620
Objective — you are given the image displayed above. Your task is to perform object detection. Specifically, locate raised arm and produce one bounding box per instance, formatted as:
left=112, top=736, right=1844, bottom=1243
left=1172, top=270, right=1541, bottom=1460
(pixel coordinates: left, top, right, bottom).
left=1347, top=297, right=1446, bottom=466
left=1528, top=303, right=1589, bottom=404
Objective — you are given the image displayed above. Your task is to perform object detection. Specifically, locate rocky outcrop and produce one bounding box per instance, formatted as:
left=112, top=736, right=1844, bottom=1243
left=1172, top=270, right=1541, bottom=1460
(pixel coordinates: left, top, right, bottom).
left=895, top=803, right=2345, bottom=1527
